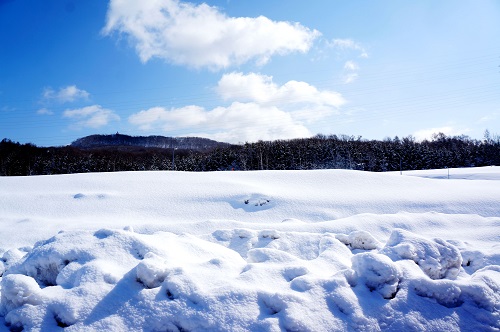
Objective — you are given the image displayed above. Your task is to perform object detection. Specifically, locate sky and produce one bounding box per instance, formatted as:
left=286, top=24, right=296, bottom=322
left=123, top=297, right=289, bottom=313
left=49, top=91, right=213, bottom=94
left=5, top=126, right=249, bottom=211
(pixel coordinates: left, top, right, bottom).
left=1, top=0, right=499, bottom=146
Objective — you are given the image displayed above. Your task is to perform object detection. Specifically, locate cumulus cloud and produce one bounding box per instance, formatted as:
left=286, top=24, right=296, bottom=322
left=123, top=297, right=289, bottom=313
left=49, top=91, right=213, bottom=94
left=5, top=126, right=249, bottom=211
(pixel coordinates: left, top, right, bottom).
left=129, top=72, right=345, bottom=143
left=217, top=72, right=346, bottom=123
left=63, top=105, right=120, bottom=129
left=129, top=105, right=206, bottom=131
left=103, top=0, right=320, bottom=69
left=217, top=72, right=345, bottom=109
left=43, top=85, right=90, bottom=103
left=129, top=102, right=310, bottom=143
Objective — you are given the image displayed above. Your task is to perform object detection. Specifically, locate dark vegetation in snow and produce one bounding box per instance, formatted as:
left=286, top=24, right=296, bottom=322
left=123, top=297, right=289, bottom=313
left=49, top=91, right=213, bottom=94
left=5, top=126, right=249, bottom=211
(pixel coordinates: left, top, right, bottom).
left=1, top=132, right=499, bottom=175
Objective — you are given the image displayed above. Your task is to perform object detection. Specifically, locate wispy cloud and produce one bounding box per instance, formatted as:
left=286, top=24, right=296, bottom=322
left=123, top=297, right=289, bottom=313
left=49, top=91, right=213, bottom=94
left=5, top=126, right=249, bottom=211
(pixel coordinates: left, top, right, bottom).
left=343, top=60, right=359, bottom=71
left=328, top=38, right=368, bottom=58
left=63, top=105, right=120, bottom=129
left=341, top=60, right=360, bottom=84
left=103, top=0, right=320, bottom=70
left=43, top=85, right=90, bottom=103
left=322, top=39, right=367, bottom=84
left=129, top=72, right=345, bottom=143
left=413, top=126, right=470, bottom=141
left=36, top=108, right=54, bottom=115
left=1, top=106, right=16, bottom=113
left=477, top=112, right=497, bottom=124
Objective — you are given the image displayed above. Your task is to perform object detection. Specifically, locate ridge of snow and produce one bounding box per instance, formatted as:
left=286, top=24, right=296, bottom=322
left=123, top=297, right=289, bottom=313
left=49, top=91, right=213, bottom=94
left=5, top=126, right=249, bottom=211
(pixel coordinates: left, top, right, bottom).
left=0, top=167, right=499, bottom=330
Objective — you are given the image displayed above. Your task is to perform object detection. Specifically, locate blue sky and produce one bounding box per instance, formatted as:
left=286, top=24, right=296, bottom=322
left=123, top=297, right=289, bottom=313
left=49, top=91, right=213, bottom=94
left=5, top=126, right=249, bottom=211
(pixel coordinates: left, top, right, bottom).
left=1, top=0, right=499, bottom=146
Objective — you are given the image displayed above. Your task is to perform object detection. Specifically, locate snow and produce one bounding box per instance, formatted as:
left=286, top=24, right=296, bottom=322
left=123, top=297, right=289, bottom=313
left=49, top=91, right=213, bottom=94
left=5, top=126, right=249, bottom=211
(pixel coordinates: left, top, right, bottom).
left=380, top=229, right=462, bottom=280
left=0, top=167, right=499, bottom=331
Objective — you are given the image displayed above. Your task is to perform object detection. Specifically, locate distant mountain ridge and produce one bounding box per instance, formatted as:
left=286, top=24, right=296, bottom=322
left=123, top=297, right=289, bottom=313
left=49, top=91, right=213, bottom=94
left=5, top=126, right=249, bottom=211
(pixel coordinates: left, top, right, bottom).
left=70, top=134, right=230, bottom=151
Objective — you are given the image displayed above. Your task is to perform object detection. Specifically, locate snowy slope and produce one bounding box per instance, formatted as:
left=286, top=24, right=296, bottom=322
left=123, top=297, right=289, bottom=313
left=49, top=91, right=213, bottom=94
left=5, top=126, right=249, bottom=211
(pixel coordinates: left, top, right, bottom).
left=0, top=167, right=499, bottom=331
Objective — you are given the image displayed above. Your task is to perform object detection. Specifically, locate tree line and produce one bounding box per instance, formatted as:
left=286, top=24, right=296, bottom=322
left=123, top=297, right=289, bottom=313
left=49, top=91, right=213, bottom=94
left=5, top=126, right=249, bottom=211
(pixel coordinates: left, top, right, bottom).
left=1, top=132, right=499, bottom=176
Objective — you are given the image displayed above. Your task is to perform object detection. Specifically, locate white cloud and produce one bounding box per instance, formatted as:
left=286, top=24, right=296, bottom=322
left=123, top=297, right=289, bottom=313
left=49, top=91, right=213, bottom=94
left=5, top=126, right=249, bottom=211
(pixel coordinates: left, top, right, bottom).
left=63, top=105, right=120, bottom=129
left=103, top=0, right=320, bottom=69
left=344, top=60, right=359, bottom=71
left=43, top=85, right=90, bottom=103
left=413, top=126, right=470, bottom=141
left=129, top=72, right=346, bottom=143
left=342, top=73, right=359, bottom=84
left=129, top=102, right=310, bottom=143
left=328, top=38, right=368, bottom=58
left=129, top=105, right=207, bottom=131
left=323, top=39, right=367, bottom=84
left=217, top=72, right=345, bottom=109
left=341, top=60, right=360, bottom=84
left=36, top=108, right=54, bottom=115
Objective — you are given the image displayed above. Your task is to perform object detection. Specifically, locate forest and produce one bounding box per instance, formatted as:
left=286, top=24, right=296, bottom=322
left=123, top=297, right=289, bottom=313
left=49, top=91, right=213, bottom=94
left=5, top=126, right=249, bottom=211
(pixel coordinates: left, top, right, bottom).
left=1, top=132, right=499, bottom=176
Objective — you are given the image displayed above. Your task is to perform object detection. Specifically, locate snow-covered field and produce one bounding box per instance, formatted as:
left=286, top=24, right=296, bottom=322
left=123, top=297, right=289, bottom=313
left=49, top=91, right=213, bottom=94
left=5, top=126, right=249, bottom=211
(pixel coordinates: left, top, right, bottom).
left=0, top=167, right=499, bottom=331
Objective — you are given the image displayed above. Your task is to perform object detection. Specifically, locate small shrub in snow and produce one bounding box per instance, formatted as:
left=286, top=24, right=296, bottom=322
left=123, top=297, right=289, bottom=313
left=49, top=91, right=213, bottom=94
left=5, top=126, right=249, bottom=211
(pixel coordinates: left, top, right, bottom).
left=381, top=229, right=462, bottom=279
left=351, top=252, right=401, bottom=299
left=234, top=229, right=254, bottom=239
left=123, top=226, right=134, bottom=232
left=336, top=231, right=382, bottom=250
left=259, top=230, right=280, bottom=240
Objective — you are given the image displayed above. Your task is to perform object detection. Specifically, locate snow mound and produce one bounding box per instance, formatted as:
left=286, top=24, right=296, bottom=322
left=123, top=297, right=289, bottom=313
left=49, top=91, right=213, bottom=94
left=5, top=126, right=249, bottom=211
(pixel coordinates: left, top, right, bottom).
left=336, top=230, right=383, bottom=250
left=381, top=229, right=462, bottom=279
left=409, top=265, right=500, bottom=310
left=1, top=168, right=499, bottom=330
left=351, top=252, right=401, bottom=299
left=1, top=227, right=499, bottom=331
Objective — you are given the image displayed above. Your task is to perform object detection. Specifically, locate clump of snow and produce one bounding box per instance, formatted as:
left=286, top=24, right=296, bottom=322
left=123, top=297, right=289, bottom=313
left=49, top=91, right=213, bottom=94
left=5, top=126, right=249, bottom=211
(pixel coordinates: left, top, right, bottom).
left=351, top=252, right=401, bottom=299
left=1, top=248, right=30, bottom=275
left=135, top=252, right=168, bottom=289
left=406, top=264, right=500, bottom=318
left=381, top=228, right=462, bottom=279
left=1, top=274, right=41, bottom=310
left=336, top=230, right=382, bottom=250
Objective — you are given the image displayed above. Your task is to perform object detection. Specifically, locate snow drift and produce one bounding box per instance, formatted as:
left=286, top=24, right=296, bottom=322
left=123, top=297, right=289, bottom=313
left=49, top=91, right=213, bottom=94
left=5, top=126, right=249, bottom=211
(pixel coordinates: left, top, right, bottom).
left=0, top=167, right=499, bottom=331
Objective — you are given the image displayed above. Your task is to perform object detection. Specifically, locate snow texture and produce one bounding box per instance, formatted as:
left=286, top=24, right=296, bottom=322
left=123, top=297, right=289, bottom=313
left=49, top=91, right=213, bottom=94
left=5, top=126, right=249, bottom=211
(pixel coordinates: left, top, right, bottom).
left=380, top=229, right=462, bottom=279
left=0, top=167, right=499, bottom=331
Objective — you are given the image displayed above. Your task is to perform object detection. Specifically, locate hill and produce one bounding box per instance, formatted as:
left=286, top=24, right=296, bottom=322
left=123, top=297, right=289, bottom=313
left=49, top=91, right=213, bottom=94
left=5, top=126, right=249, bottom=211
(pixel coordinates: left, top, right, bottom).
left=70, top=133, right=230, bottom=151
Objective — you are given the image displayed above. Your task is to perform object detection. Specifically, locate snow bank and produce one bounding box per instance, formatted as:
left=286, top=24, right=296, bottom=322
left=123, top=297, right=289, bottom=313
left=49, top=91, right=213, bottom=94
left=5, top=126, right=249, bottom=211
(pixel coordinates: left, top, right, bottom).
left=1, top=168, right=500, bottom=248
left=1, top=227, right=498, bottom=331
left=380, top=229, right=462, bottom=279
left=0, top=167, right=499, bottom=330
